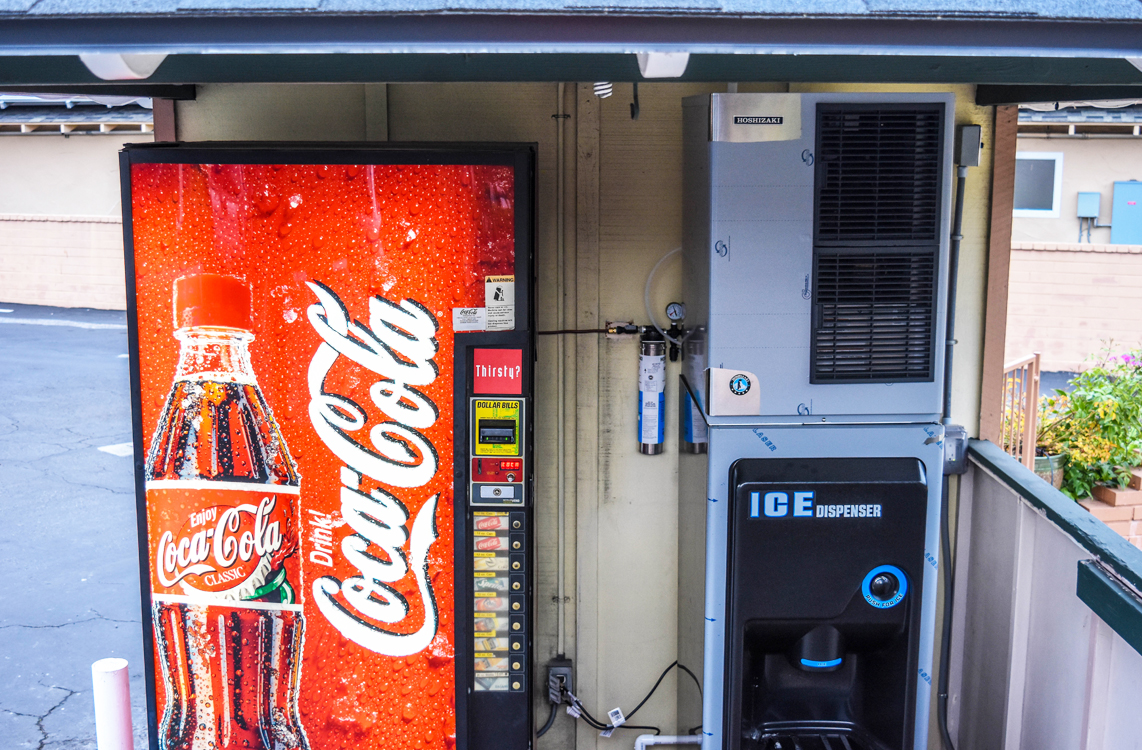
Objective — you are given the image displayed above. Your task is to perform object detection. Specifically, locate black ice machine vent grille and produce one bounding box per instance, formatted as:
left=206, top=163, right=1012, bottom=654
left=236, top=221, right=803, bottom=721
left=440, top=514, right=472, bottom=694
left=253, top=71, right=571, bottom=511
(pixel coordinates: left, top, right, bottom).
left=815, top=104, right=944, bottom=245
left=811, top=249, right=937, bottom=383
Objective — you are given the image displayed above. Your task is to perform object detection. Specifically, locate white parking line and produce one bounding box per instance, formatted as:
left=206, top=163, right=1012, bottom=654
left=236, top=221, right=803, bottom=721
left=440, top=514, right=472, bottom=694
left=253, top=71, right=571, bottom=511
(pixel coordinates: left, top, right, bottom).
left=0, top=317, right=126, bottom=330
left=98, top=443, right=134, bottom=457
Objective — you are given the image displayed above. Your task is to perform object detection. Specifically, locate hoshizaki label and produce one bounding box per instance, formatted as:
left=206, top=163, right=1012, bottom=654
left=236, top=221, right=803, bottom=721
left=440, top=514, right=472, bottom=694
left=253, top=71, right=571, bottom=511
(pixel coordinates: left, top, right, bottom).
left=733, top=116, right=783, bottom=124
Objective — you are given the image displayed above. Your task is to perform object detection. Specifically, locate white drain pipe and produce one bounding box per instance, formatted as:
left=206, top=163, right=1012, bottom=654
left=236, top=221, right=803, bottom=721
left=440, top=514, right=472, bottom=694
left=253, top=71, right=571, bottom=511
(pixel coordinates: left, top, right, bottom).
left=92, top=658, right=133, bottom=750
left=634, top=735, right=702, bottom=750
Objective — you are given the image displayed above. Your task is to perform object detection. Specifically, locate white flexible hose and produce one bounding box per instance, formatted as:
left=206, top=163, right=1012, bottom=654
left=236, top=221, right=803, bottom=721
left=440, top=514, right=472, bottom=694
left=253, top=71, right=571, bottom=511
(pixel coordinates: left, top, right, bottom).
left=644, top=246, right=683, bottom=346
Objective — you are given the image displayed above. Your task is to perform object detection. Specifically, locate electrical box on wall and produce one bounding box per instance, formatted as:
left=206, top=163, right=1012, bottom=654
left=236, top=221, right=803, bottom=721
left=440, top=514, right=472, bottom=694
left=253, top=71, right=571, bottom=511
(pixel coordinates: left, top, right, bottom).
left=681, top=92, right=955, bottom=423
left=1077, top=191, right=1101, bottom=219
left=1111, top=180, right=1142, bottom=245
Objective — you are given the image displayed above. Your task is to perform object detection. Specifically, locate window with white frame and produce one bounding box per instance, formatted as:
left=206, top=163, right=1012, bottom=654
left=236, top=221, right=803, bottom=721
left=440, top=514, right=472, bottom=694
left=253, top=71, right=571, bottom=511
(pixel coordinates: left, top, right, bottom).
left=1013, top=152, right=1064, bottom=218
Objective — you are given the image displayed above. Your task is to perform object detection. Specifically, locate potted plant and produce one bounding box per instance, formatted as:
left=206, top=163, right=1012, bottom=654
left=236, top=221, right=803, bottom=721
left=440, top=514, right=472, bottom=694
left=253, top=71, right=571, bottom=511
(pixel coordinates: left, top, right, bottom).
left=1036, top=347, right=1142, bottom=500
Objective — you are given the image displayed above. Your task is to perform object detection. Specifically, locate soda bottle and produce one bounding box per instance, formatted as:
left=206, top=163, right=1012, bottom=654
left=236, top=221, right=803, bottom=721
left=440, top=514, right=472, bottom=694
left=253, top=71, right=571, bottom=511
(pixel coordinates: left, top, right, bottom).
left=145, top=274, right=309, bottom=750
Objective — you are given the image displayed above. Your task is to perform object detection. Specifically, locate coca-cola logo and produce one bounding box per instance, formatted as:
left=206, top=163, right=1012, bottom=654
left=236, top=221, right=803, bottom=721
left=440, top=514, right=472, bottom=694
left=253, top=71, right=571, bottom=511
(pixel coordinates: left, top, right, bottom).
left=305, top=281, right=442, bottom=657
left=156, top=495, right=284, bottom=594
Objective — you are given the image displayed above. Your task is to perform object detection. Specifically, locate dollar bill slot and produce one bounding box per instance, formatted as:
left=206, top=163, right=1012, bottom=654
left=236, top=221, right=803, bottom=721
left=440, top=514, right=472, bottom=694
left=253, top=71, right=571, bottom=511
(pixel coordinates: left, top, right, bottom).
left=478, top=419, right=516, bottom=445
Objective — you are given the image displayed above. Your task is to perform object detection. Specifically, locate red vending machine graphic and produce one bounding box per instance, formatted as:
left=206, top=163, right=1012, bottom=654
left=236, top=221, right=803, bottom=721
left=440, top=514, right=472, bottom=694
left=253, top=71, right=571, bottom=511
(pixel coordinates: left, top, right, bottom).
left=122, top=147, right=534, bottom=750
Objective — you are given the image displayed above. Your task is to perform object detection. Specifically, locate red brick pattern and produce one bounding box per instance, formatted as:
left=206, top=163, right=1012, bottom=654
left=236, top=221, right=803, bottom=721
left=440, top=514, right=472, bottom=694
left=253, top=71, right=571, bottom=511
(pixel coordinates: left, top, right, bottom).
left=1080, top=472, right=1142, bottom=550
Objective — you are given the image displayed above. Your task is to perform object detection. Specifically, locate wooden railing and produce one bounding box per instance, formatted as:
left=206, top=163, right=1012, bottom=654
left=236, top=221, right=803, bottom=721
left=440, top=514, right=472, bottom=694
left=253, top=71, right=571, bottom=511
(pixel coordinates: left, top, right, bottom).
left=1000, top=352, right=1041, bottom=470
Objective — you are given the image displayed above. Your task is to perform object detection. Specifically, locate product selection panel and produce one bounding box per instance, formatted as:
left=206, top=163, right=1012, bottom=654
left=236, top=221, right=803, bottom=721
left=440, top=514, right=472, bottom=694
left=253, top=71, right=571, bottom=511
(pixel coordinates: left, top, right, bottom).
left=469, top=397, right=527, bottom=694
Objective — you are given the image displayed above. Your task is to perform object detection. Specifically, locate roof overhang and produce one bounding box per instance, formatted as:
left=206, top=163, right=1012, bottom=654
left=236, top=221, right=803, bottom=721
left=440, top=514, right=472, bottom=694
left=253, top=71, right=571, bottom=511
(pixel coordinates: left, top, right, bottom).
left=1, top=14, right=1140, bottom=59
left=0, top=12, right=1140, bottom=104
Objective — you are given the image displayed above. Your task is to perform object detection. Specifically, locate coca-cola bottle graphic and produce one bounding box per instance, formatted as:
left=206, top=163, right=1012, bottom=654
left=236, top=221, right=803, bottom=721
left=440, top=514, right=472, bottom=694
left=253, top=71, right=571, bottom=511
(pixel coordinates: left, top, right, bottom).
left=146, top=274, right=308, bottom=750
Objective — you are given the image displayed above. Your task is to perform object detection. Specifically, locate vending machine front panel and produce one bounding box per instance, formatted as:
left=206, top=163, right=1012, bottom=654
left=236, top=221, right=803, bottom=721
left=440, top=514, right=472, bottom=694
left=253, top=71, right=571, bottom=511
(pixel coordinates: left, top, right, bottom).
left=121, top=144, right=535, bottom=750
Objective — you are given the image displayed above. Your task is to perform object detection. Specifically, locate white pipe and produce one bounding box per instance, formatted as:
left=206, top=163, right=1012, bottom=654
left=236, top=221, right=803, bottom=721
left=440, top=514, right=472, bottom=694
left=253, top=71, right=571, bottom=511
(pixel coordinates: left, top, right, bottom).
left=555, top=80, right=567, bottom=657
left=644, top=246, right=684, bottom=345
left=91, top=658, right=133, bottom=750
left=634, top=735, right=702, bottom=750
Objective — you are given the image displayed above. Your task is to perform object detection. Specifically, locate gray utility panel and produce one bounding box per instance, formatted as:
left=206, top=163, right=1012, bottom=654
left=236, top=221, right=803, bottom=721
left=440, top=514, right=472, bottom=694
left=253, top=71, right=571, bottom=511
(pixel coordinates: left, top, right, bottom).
left=681, top=93, right=955, bottom=424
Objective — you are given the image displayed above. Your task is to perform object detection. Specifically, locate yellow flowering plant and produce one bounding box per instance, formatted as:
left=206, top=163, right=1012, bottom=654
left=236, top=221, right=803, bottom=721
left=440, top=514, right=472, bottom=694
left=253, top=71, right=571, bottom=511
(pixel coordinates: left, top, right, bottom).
left=1037, top=347, right=1142, bottom=500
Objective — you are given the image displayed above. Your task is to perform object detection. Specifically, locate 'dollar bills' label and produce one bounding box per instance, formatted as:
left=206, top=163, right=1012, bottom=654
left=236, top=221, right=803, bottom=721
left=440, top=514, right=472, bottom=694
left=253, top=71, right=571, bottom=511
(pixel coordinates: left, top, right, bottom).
left=146, top=484, right=301, bottom=601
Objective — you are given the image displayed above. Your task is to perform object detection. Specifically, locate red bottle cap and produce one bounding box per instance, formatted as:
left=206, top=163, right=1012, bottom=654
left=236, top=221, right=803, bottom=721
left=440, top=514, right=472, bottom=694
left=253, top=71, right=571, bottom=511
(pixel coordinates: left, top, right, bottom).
left=173, top=274, right=252, bottom=330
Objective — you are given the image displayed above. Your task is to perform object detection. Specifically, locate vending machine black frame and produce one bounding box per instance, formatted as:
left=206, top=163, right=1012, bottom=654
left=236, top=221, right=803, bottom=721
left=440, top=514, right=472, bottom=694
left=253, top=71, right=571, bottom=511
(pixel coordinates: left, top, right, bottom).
left=119, top=142, right=537, bottom=750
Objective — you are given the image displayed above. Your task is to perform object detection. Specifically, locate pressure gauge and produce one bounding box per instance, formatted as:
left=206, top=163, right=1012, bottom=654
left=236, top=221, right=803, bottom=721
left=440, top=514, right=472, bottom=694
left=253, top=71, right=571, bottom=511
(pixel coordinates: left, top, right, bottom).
left=665, top=302, right=686, bottom=322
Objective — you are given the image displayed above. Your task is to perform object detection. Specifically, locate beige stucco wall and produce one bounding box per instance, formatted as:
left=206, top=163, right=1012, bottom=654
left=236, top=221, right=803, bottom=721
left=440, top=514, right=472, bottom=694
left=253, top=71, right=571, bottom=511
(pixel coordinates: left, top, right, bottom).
left=1006, top=245, right=1142, bottom=372
left=1007, top=137, right=1142, bottom=371
left=0, top=132, right=150, bottom=309
left=174, top=81, right=994, bottom=750
left=1012, top=137, right=1142, bottom=245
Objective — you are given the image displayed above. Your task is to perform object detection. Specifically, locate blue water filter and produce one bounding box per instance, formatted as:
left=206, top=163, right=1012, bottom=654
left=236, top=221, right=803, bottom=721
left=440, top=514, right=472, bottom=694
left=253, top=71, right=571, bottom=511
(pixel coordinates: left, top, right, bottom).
left=638, top=332, right=666, bottom=455
left=680, top=334, right=708, bottom=454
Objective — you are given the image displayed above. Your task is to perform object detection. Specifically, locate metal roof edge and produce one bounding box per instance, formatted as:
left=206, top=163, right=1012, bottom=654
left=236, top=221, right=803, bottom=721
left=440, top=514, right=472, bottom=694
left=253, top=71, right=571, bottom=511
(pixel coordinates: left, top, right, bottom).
left=978, top=85, right=1142, bottom=105
left=0, top=14, right=1139, bottom=59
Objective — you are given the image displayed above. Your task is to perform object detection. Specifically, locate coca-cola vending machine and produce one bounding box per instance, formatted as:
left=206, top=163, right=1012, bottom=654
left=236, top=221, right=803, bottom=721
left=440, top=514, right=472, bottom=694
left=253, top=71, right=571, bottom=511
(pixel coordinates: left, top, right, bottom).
left=120, top=144, right=535, bottom=750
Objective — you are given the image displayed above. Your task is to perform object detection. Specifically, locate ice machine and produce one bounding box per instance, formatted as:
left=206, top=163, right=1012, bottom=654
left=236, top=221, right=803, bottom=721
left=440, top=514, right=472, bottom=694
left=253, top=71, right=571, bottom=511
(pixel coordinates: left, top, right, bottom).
left=678, top=93, right=955, bottom=750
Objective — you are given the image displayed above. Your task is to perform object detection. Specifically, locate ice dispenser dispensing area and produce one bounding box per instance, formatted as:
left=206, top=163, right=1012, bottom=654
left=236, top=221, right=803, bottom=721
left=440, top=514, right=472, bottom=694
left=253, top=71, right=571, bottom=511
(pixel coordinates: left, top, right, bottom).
left=728, top=458, right=928, bottom=750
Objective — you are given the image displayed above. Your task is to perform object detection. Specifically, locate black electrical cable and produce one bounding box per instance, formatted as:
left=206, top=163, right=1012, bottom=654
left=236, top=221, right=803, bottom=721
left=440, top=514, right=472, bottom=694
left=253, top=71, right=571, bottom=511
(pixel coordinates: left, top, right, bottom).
left=562, top=660, right=702, bottom=737
left=625, top=660, right=680, bottom=721
left=537, top=702, right=558, bottom=738
left=677, top=662, right=703, bottom=700
left=569, top=696, right=660, bottom=734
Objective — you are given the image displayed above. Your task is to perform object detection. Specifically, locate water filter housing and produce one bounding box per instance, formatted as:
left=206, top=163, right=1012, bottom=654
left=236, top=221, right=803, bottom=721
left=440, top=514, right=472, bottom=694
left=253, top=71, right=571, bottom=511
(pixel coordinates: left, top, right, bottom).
left=677, top=93, right=955, bottom=750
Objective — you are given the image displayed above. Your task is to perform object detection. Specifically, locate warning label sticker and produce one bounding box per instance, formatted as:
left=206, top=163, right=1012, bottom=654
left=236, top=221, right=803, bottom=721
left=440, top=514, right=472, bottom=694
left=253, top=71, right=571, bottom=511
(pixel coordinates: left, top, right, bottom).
left=484, top=275, right=515, bottom=331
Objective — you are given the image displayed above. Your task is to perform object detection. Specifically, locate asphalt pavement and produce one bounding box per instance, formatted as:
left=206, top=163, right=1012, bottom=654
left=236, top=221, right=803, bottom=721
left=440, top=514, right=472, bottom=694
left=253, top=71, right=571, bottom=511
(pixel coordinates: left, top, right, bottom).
left=0, top=302, right=148, bottom=749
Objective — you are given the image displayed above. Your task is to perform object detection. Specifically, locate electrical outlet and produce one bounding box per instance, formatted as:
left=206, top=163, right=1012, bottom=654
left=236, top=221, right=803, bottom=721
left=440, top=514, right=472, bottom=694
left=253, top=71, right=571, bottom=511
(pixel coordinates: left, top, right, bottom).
left=547, top=658, right=573, bottom=705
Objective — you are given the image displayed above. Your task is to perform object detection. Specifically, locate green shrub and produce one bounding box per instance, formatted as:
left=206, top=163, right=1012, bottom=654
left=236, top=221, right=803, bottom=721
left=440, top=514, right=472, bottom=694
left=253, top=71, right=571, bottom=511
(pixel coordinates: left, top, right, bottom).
left=1038, top=347, right=1142, bottom=500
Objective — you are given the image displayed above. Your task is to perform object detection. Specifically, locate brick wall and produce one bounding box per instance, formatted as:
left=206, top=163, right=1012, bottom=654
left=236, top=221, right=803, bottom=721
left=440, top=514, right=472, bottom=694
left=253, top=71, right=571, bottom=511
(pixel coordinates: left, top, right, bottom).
left=1006, top=242, right=1142, bottom=372
left=0, top=214, right=126, bottom=310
